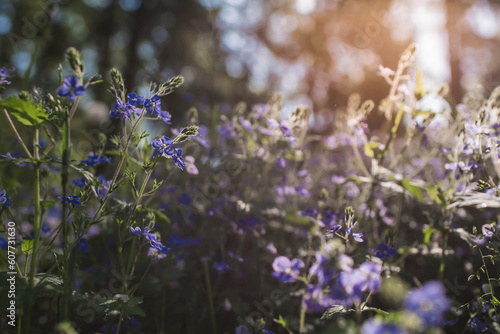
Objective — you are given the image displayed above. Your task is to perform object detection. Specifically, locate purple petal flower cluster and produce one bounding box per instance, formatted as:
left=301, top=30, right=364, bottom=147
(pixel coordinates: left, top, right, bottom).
left=2, top=152, right=26, bottom=166
left=127, top=92, right=145, bottom=107
left=110, top=98, right=136, bottom=119
left=404, top=281, right=450, bottom=327
left=97, top=175, right=110, bottom=198
left=272, top=256, right=304, bottom=283
left=372, top=243, right=397, bottom=259
left=0, top=67, right=14, bottom=85
left=469, top=316, right=489, bottom=333
left=76, top=238, right=90, bottom=252
left=334, top=261, right=382, bottom=305
left=308, top=252, right=335, bottom=286
left=129, top=226, right=169, bottom=255
left=72, top=178, right=87, bottom=188
left=0, top=189, right=12, bottom=207
left=57, top=75, right=85, bottom=102
left=80, top=152, right=111, bottom=166
left=58, top=195, right=81, bottom=206
left=152, top=136, right=186, bottom=169
left=361, top=318, right=404, bottom=334
left=167, top=234, right=201, bottom=247
left=213, top=261, right=231, bottom=273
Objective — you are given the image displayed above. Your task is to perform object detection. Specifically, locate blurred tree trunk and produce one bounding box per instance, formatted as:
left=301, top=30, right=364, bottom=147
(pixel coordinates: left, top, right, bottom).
left=445, top=0, right=463, bottom=103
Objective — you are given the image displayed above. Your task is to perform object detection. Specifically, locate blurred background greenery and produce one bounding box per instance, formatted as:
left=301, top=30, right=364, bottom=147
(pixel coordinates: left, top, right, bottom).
left=1, top=0, right=500, bottom=129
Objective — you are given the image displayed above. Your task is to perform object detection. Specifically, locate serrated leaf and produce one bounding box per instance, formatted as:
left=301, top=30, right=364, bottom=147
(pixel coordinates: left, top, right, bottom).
left=21, top=239, right=34, bottom=254
left=321, top=305, right=347, bottom=320
left=0, top=96, right=48, bottom=126
left=402, top=178, right=423, bottom=202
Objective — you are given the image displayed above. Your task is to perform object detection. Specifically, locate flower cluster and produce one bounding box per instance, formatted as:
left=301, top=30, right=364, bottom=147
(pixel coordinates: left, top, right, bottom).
left=80, top=152, right=112, bottom=166
left=271, top=256, right=304, bottom=283
left=58, top=194, right=82, bottom=206
left=152, top=136, right=186, bottom=169
left=129, top=226, right=170, bottom=255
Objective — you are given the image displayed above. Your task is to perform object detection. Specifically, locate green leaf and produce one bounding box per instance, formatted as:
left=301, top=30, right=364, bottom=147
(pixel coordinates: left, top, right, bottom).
left=422, top=226, right=436, bottom=244
left=154, top=210, right=170, bottom=224
left=402, top=178, right=423, bottom=202
left=391, top=102, right=405, bottom=134
left=364, top=141, right=380, bottom=159
left=276, top=315, right=288, bottom=328
left=425, top=185, right=440, bottom=204
left=284, top=214, right=312, bottom=226
left=0, top=96, right=48, bottom=126
left=361, top=307, right=389, bottom=315
left=21, top=239, right=34, bottom=254
left=321, top=305, right=349, bottom=320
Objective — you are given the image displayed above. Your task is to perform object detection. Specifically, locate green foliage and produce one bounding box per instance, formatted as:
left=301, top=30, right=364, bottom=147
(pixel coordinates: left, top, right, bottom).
left=0, top=95, right=48, bottom=126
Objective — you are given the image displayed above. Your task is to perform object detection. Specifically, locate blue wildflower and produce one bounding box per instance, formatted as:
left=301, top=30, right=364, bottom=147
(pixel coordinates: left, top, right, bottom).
left=404, top=281, right=450, bottom=327
left=129, top=226, right=150, bottom=236
left=272, top=256, right=304, bottom=283
left=80, top=152, right=111, bottom=166
left=0, top=67, right=15, bottom=85
left=58, top=195, right=82, bottom=206
left=2, top=152, right=26, bottom=166
left=361, top=318, right=404, bottom=334
left=145, top=233, right=170, bottom=254
left=171, top=148, right=186, bottom=169
left=259, top=328, right=274, bottom=334
left=158, top=110, right=172, bottom=124
left=308, top=252, right=335, bottom=286
left=152, top=136, right=174, bottom=156
left=469, top=317, right=489, bottom=333
left=235, top=325, right=250, bottom=334
left=57, top=75, right=85, bottom=102
left=72, top=178, right=87, bottom=188
left=76, top=238, right=90, bottom=252
left=97, top=175, right=110, bottom=198
left=373, top=243, right=398, bottom=259
left=110, top=98, right=135, bottom=120
left=127, top=92, right=145, bottom=107
left=345, top=218, right=364, bottom=242
left=144, top=94, right=162, bottom=115
left=0, top=189, right=12, bottom=207
left=0, top=237, right=7, bottom=247
left=41, top=223, right=51, bottom=234
left=213, top=261, right=231, bottom=273
left=304, top=284, right=336, bottom=313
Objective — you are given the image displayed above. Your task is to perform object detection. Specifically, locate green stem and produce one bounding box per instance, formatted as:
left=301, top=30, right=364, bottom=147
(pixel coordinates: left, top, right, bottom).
left=203, top=259, right=217, bottom=334
left=3, top=108, right=33, bottom=159
left=478, top=247, right=498, bottom=316
left=299, top=295, right=306, bottom=334
left=62, top=103, right=72, bottom=321
left=438, top=230, right=448, bottom=282
left=24, top=128, right=41, bottom=333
